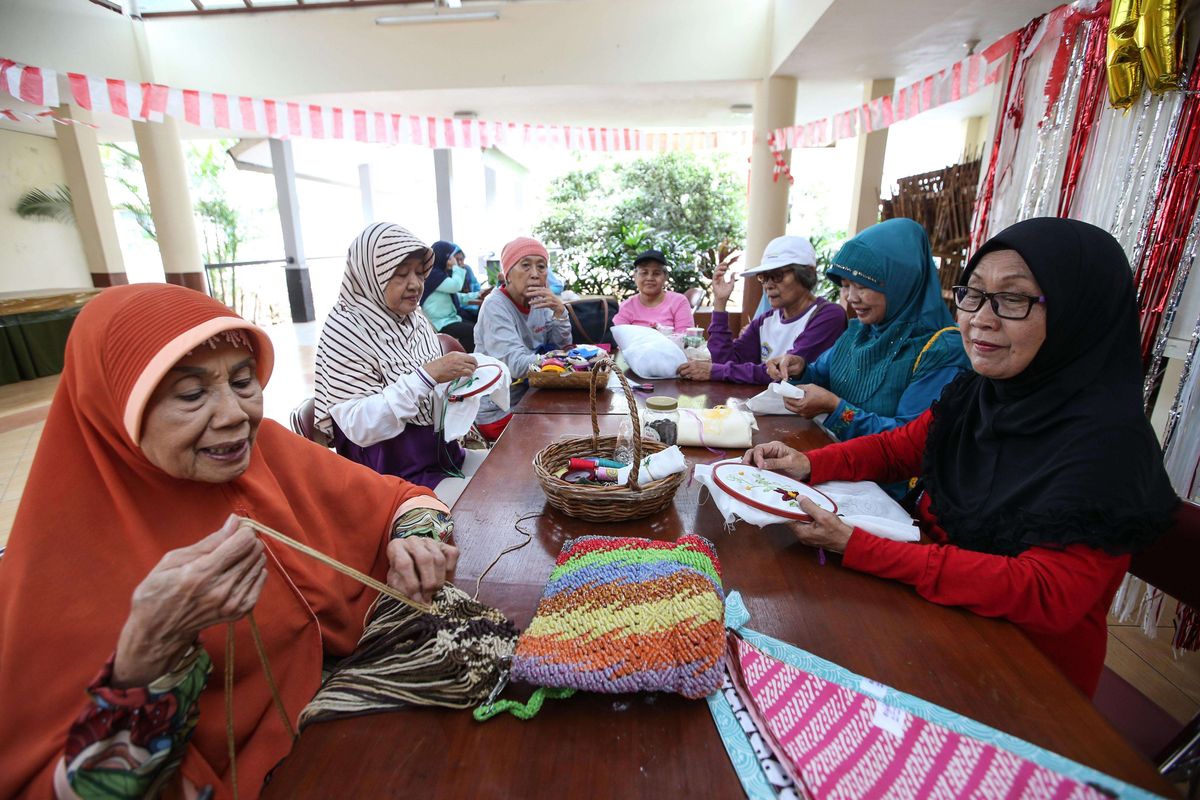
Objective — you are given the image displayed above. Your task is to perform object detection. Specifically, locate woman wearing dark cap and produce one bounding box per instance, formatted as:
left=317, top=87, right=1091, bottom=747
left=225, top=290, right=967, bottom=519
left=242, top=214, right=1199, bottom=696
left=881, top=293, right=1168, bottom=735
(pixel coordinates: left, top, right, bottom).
left=743, top=217, right=1179, bottom=695
left=612, top=249, right=696, bottom=332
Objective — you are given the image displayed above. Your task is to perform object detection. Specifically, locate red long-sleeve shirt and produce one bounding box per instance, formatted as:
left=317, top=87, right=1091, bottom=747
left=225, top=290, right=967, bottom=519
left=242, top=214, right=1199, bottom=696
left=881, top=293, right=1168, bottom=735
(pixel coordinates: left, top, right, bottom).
left=807, top=409, right=1129, bottom=697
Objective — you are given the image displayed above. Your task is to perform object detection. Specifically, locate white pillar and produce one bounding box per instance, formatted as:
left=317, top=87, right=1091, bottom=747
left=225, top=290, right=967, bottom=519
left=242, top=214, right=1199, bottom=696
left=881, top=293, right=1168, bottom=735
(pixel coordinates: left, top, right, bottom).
left=359, top=163, right=374, bottom=226
left=848, top=78, right=895, bottom=236
left=269, top=138, right=315, bottom=322
left=434, top=148, right=454, bottom=242
left=55, top=104, right=127, bottom=287
left=133, top=116, right=206, bottom=292
left=744, top=76, right=797, bottom=317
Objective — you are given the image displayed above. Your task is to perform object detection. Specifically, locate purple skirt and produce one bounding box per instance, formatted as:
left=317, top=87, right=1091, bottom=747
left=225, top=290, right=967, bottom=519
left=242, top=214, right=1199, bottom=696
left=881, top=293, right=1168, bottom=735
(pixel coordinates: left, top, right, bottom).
left=331, top=422, right=465, bottom=489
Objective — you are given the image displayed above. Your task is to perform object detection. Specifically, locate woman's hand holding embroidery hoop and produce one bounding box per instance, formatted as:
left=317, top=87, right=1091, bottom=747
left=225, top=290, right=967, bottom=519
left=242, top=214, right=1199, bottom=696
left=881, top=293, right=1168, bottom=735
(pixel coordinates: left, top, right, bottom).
left=741, top=441, right=811, bottom=479
left=783, top=384, right=839, bottom=418
left=424, top=352, right=477, bottom=384
left=113, top=515, right=267, bottom=688
left=785, top=499, right=854, bottom=554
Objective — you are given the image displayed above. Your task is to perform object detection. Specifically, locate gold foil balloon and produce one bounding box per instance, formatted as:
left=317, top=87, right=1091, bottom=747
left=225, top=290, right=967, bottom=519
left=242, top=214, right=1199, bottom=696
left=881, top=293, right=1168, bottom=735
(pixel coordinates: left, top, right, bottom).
left=1136, top=0, right=1181, bottom=93
left=1108, top=0, right=1143, bottom=109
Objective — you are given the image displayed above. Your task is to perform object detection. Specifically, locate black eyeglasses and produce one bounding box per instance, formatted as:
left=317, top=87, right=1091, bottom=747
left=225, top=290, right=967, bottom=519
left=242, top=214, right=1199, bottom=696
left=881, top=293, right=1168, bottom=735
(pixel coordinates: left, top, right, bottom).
left=952, top=285, right=1046, bottom=320
left=756, top=269, right=793, bottom=285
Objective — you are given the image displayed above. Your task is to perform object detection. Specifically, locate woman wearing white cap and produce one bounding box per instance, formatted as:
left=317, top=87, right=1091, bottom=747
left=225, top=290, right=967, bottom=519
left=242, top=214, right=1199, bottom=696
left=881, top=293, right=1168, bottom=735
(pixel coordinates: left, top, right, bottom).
left=678, top=235, right=847, bottom=384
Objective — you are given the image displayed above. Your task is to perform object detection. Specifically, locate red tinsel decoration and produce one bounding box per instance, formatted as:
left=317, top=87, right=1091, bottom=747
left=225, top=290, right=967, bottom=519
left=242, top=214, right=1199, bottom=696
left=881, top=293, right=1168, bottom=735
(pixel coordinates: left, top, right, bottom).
left=1056, top=11, right=1110, bottom=216
left=971, top=17, right=1045, bottom=251
left=1132, top=45, right=1200, bottom=365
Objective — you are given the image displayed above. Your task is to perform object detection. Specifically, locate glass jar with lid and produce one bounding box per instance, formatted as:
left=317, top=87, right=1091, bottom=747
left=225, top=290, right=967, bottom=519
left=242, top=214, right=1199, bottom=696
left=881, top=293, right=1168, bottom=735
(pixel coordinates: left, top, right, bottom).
left=642, top=396, right=679, bottom=446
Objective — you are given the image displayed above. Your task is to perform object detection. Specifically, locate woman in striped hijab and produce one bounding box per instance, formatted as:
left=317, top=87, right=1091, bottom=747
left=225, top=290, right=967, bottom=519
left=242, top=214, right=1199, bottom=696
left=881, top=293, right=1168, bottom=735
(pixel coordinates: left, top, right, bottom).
left=314, top=223, right=478, bottom=491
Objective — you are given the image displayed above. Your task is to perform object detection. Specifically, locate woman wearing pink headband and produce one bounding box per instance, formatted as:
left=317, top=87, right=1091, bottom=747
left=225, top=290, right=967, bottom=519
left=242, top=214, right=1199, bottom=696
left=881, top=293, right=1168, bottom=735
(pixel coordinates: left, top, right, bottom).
left=473, top=237, right=572, bottom=439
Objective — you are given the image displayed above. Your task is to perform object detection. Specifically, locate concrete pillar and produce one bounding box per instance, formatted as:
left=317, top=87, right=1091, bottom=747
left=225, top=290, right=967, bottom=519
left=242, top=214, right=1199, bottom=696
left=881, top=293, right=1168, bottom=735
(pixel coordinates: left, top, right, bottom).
left=269, top=138, right=315, bottom=323
left=848, top=78, right=895, bottom=236
left=55, top=104, right=127, bottom=287
left=133, top=116, right=206, bottom=291
left=743, top=76, right=797, bottom=317
left=359, top=163, right=374, bottom=226
left=433, top=148, right=454, bottom=242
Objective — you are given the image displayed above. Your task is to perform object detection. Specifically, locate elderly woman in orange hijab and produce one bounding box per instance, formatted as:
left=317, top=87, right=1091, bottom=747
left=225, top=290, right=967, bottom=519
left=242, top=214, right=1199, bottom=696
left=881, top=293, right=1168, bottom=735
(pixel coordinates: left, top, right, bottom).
left=0, top=284, right=461, bottom=799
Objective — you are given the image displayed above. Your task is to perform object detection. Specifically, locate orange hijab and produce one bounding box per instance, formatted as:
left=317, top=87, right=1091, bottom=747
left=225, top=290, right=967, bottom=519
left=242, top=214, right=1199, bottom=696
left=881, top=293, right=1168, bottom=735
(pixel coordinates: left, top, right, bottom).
left=0, top=285, right=436, bottom=798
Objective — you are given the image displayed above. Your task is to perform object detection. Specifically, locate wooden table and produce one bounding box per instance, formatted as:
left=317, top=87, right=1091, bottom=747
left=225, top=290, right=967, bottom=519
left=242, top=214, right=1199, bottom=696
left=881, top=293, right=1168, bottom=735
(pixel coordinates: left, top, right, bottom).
left=514, top=373, right=764, bottom=415
left=265, top=414, right=1174, bottom=798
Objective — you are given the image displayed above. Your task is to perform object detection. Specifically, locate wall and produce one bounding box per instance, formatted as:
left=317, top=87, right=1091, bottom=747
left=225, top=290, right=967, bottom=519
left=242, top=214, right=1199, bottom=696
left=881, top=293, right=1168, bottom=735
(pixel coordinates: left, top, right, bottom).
left=0, top=128, right=91, bottom=292
left=0, top=0, right=144, bottom=81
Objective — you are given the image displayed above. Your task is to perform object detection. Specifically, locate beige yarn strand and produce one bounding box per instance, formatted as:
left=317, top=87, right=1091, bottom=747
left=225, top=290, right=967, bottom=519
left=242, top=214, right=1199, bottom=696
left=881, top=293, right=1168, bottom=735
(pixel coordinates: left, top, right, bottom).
left=221, top=516, right=434, bottom=797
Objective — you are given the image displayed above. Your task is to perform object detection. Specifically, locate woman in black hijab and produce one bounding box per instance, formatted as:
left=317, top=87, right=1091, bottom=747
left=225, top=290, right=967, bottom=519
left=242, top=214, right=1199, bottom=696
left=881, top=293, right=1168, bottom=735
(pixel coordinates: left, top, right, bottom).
left=743, top=218, right=1178, bottom=695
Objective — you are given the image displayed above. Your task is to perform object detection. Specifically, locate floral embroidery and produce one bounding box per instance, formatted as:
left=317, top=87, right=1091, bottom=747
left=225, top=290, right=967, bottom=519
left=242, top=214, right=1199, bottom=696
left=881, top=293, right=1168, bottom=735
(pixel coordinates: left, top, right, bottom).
left=840, top=407, right=856, bottom=424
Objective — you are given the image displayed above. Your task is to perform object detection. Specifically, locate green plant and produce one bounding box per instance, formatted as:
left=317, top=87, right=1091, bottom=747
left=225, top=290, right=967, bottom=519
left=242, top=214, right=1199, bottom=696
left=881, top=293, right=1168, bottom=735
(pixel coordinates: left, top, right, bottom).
left=535, top=152, right=745, bottom=296
left=14, top=185, right=74, bottom=224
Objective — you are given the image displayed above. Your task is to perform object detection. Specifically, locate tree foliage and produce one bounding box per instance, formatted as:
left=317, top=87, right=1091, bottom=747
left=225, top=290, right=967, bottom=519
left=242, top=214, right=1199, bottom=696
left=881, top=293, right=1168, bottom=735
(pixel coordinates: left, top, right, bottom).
left=534, top=152, right=745, bottom=296
left=14, top=185, right=74, bottom=224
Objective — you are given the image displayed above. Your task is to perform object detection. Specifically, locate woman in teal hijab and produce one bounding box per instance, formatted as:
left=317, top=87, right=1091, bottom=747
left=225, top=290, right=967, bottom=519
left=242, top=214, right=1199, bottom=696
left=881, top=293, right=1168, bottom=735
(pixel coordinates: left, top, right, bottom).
left=768, top=219, right=970, bottom=445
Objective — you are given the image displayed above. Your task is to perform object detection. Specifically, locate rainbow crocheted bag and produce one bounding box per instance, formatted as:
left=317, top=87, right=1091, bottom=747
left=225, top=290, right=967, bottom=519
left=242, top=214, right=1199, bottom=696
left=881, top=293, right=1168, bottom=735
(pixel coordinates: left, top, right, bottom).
left=475, top=534, right=726, bottom=720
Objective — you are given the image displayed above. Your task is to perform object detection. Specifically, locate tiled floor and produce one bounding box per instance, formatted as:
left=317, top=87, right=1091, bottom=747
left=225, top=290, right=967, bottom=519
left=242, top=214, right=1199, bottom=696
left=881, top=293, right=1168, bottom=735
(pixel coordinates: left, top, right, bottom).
left=0, top=320, right=1196, bottom=753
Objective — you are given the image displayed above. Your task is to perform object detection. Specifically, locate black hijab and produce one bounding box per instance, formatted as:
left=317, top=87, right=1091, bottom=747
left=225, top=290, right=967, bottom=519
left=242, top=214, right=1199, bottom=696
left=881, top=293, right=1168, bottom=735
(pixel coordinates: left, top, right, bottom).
left=923, top=218, right=1178, bottom=556
left=420, top=240, right=459, bottom=306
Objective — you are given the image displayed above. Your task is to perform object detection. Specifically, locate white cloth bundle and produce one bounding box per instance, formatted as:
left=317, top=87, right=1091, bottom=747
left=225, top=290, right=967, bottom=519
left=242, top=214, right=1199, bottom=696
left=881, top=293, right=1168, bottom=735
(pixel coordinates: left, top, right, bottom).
left=615, top=445, right=687, bottom=486
left=677, top=406, right=757, bottom=449
left=437, top=354, right=511, bottom=442
left=693, top=461, right=919, bottom=542
left=746, top=381, right=806, bottom=415
left=611, top=324, right=688, bottom=379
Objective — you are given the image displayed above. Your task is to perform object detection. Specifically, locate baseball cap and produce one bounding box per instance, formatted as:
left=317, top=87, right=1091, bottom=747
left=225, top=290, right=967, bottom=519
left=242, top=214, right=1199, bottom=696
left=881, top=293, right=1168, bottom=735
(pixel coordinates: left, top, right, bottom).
left=633, top=249, right=670, bottom=269
left=739, top=236, right=817, bottom=276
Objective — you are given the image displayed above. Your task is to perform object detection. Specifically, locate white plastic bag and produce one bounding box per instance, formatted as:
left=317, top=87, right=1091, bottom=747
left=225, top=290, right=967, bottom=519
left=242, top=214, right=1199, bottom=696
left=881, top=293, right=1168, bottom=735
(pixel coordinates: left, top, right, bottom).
left=746, top=381, right=805, bottom=415
left=611, top=324, right=688, bottom=379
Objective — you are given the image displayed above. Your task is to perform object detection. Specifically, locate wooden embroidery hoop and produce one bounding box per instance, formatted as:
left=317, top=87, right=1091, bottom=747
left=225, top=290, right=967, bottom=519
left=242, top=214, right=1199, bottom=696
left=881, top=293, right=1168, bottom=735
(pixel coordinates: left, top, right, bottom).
left=710, top=462, right=838, bottom=522
left=448, top=363, right=504, bottom=401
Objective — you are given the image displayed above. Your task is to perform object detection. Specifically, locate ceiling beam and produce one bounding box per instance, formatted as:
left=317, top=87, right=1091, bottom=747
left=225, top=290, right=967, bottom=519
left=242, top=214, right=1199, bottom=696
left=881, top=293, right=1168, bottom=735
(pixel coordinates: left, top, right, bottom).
left=143, top=0, right=429, bottom=16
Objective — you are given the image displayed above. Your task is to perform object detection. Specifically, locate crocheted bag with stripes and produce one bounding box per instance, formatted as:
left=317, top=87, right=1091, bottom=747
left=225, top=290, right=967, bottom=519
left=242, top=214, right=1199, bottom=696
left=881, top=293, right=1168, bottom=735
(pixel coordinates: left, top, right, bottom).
left=510, top=534, right=726, bottom=699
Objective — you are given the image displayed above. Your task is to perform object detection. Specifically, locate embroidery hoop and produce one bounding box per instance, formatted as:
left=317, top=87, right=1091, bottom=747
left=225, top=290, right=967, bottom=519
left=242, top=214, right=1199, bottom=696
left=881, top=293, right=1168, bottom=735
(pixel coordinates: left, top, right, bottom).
left=710, top=462, right=837, bottom=522
left=447, top=364, right=504, bottom=402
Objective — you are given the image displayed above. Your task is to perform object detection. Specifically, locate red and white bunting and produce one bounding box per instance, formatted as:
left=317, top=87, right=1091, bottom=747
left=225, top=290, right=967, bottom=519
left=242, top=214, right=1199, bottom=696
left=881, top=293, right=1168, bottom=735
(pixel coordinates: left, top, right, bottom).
left=0, top=58, right=58, bottom=107
left=0, top=56, right=750, bottom=153
left=0, top=107, right=96, bottom=127
left=771, top=49, right=1010, bottom=152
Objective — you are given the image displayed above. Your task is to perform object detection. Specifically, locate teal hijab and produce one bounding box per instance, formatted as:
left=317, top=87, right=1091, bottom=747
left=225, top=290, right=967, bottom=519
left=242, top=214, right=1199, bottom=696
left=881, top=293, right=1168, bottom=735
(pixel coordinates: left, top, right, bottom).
left=822, top=219, right=966, bottom=414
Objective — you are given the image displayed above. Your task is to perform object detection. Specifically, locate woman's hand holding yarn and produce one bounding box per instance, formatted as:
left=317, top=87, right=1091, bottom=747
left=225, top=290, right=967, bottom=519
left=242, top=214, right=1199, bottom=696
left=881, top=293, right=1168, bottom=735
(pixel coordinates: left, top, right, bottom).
left=112, top=515, right=267, bottom=688
left=424, top=353, right=477, bottom=384
left=785, top=499, right=854, bottom=554
left=386, top=537, right=459, bottom=606
left=783, top=384, right=839, bottom=418
left=741, top=441, right=811, bottom=479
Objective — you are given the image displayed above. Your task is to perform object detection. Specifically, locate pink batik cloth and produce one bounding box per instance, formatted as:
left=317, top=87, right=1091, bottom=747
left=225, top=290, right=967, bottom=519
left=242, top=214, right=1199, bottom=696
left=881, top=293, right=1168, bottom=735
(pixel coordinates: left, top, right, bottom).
left=726, top=634, right=1108, bottom=800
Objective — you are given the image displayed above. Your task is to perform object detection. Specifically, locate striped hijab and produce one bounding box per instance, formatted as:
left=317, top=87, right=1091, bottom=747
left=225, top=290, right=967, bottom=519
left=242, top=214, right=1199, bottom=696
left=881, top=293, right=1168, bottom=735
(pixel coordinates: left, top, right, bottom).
left=315, top=223, right=440, bottom=434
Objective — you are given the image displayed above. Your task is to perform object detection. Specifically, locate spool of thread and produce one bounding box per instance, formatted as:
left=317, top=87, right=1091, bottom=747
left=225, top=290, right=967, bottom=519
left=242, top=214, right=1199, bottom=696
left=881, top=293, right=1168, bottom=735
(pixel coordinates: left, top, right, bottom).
left=539, top=364, right=567, bottom=374
left=569, top=457, right=598, bottom=471
left=593, top=467, right=621, bottom=482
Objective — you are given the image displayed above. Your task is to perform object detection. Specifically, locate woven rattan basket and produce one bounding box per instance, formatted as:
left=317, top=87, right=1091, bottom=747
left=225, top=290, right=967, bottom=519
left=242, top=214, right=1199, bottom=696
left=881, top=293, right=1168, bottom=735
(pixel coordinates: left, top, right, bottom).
left=527, top=359, right=610, bottom=389
left=533, top=358, right=684, bottom=522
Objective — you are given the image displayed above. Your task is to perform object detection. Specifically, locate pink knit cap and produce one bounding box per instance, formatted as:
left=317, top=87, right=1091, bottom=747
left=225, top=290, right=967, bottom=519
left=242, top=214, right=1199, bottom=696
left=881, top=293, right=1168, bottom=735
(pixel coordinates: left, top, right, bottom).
left=500, top=237, right=549, bottom=276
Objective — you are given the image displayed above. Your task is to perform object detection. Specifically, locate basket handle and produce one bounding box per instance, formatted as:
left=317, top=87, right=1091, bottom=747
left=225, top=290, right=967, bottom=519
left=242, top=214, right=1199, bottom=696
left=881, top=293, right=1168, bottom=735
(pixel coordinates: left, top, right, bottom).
left=588, top=357, right=643, bottom=489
